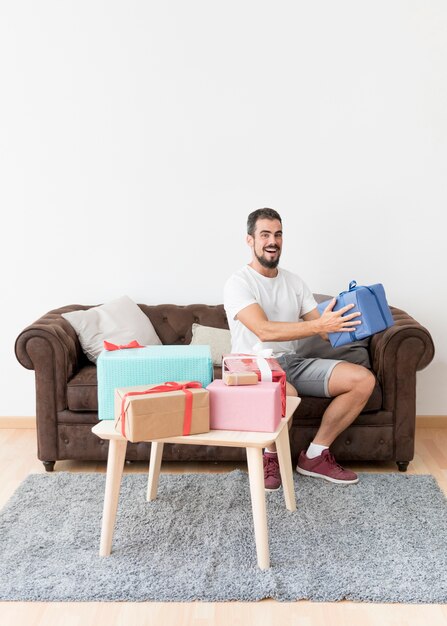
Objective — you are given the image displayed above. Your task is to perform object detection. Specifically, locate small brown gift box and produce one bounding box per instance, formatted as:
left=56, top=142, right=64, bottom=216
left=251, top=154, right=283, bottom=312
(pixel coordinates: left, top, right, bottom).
left=223, top=371, right=259, bottom=386
left=114, top=381, right=210, bottom=442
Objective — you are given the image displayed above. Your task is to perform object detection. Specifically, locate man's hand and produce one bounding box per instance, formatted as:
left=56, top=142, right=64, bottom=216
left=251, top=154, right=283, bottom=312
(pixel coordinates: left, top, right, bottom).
left=317, top=298, right=362, bottom=337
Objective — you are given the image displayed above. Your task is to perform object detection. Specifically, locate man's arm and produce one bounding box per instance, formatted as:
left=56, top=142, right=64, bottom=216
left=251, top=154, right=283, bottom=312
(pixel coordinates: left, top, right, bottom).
left=302, top=306, right=329, bottom=341
left=236, top=299, right=361, bottom=343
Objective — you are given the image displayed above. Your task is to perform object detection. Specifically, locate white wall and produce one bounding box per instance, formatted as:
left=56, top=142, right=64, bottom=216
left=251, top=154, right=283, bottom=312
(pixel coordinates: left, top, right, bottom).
left=1, top=1, right=446, bottom=416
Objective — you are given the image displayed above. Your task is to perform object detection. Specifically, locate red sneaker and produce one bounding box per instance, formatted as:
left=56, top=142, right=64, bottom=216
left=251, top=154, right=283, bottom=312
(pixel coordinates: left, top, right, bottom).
left=296, top=449, right=359, bottom=484
left=263, top=452, right=281, bottom=491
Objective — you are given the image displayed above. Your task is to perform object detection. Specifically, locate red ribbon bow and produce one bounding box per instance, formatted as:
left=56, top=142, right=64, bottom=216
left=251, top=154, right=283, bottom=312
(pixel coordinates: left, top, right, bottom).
left=103, top=340, right=144, bottom=351
left=120, top=381, right=203, bottom=438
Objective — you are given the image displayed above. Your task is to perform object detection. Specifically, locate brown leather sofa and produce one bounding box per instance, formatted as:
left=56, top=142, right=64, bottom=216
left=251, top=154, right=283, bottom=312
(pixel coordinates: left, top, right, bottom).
left=15, top=298, right=435, bottom=472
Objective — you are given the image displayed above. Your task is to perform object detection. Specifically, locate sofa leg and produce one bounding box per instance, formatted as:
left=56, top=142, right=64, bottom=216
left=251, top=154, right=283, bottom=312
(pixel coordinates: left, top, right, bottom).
left=397, top=461, right=409, bottom=472
left=43, top=461, right=55, bottom=472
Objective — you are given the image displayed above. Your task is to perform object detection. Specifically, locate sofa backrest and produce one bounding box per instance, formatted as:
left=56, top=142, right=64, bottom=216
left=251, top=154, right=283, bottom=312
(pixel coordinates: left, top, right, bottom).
left=52, top=294, right=331, bottom=352
left=139, top=295, right=331, bottom=345
left=138, top=304, right=229, bottom=346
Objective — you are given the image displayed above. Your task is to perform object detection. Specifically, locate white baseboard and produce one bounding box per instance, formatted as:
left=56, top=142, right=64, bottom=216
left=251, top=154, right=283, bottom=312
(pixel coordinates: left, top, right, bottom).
left=0, top=416, right=36, bottom=428
left=416, top=415, right=447, bottom=428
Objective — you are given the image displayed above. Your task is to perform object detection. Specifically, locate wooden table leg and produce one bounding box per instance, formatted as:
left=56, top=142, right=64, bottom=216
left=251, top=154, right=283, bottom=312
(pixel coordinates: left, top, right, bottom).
left=245, top=446, right=270, bottom=570
left=275, top=425, right=297, bottom=512
left=147, top=441, right=164, bottom=501
left=99, top=438, right=127, bottom=556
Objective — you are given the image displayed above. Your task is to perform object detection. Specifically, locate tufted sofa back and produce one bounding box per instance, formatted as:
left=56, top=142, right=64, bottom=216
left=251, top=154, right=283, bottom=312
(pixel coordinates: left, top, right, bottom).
left=138, top=295, right=330, bottom=346
left=139, top=304, right=229, bottom=346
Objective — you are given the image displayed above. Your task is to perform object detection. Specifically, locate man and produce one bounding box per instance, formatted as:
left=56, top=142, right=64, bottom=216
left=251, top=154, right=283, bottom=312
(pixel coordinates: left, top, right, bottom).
left=224, top=208, right=375, bottom=490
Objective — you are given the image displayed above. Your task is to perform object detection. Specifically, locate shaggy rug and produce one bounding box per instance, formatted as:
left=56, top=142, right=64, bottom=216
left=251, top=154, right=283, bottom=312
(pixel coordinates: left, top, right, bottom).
left=0, top=471, right=446, bottom=603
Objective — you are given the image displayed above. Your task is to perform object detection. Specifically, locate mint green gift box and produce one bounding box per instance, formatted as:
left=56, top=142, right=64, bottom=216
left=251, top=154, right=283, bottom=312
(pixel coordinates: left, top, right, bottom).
left=97, top=345, right=213, bottom=421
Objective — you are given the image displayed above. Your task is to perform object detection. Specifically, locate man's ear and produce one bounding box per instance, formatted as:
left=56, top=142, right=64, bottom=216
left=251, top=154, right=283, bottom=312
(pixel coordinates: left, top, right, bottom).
left=246, top=234, right=254, bottom=248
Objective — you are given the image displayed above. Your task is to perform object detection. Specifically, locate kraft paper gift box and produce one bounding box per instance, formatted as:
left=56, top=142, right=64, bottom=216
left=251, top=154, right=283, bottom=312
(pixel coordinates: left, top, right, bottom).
left=223, top=371, right=259, bottom=386
left=206, top=379, right=282, bottom=432
left=115, top=381, right=210, bottom=442
left=97, top=344, right=213, bottom=420
left=317, top=280, right=394, bottom=347
left=222, top=354, right=286, bottom=416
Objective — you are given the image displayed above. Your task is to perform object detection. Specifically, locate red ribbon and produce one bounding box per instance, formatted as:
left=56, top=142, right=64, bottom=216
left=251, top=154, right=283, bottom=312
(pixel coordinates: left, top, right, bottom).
left=120, top=381, right=203, bottom=438
left=104, top=340, right=144, bottom=351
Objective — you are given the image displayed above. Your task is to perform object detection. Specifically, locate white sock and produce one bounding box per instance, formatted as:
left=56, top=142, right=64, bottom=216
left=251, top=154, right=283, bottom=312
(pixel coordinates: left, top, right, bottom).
left=306, top=442, right=329, bottom=459
left=265, top=448, right=277, bottom=455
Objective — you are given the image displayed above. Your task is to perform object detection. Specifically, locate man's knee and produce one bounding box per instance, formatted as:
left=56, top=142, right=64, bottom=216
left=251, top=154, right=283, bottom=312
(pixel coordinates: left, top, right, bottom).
left=329, top=363, right=375, bottom=398
left=286, top=381, right=298, bottom=397
left=351, top=366, right=376, bottom=398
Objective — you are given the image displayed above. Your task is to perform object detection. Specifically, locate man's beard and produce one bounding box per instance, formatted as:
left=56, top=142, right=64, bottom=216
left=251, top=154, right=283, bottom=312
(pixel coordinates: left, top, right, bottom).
left=254, top=247, right=281, bottom=269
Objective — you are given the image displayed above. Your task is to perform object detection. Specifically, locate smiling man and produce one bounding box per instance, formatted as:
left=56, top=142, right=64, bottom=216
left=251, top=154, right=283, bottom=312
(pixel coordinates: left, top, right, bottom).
left=224, top=208, right=375, bottom=490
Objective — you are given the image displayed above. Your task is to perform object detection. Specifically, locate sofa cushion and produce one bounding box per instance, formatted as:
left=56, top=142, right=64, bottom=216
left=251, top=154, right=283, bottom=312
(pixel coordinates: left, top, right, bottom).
left=62, top=295, right=161, bottom=363
left=67, top=366, right=99, bottom=411
left=67, top=364, right=382, bottom=415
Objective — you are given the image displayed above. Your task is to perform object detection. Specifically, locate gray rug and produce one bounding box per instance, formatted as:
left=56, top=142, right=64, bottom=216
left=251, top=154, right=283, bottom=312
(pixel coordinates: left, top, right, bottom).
left=0, top=471, right=446, bottom=603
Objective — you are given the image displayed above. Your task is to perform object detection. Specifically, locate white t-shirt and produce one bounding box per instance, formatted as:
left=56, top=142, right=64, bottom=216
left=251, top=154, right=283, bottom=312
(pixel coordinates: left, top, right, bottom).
left=224, top=265, right=318, bottom=357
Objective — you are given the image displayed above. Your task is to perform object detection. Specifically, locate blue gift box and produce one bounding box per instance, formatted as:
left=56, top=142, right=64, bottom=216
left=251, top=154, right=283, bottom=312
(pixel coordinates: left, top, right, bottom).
left=317, top=281, right=394, bottom=347
left=97, top=345, right=213, bottom=420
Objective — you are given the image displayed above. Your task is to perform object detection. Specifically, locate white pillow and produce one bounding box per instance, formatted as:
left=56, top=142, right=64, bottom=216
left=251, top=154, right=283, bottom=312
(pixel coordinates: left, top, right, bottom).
left=190, top=323, right=231, bottom=366
left=62, top=295, right=161, bottom=363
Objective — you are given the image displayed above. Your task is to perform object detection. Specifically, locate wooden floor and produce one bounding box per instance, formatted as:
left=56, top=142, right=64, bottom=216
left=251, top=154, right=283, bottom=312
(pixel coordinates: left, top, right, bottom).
left=0, top=420, right=447, bottom=626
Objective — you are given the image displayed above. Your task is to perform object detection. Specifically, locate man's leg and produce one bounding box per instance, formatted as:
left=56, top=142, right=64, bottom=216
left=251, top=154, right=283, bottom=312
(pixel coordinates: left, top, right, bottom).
left=297, top=362, right=375, bottom=484
left=313, top=362, right=375, bottom=446
left=263, top=382, right=298, bottom=491
left=266, top=382, right=297, bottom=451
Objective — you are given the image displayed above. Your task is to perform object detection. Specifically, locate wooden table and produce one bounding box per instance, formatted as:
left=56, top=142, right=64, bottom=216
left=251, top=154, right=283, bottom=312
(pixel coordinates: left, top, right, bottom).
left=92, top=396, right=300, bottom=569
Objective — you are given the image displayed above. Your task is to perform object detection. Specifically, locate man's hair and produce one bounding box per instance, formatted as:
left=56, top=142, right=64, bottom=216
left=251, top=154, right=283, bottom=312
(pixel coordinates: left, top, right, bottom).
left=247, top=208, right=282, bottom=236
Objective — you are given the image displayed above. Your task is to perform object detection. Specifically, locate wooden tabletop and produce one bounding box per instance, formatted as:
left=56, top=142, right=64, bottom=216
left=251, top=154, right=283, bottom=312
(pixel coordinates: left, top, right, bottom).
left=92, top=396, right=300, bottom=449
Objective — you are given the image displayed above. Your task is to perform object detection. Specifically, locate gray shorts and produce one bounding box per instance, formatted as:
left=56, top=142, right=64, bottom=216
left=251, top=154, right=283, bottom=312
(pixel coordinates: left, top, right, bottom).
left=277, top=354, right=342, bottom=398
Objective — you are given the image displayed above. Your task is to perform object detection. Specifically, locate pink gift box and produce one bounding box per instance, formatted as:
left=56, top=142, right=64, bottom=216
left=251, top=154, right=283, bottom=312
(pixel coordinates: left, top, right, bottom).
left=206, top=380, right=282, bottom=432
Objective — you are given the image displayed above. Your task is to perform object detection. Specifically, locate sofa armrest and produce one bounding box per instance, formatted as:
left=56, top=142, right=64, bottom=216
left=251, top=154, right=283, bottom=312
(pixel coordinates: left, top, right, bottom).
left=369, top=306, right=434, bottom=461
left=370, top=306, right=435, bottom=409
left=14, top=306, right=90, bottom=463
left=15, top=306, right=89, bottom=389
left=370, top=306, right=435, bottom=406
